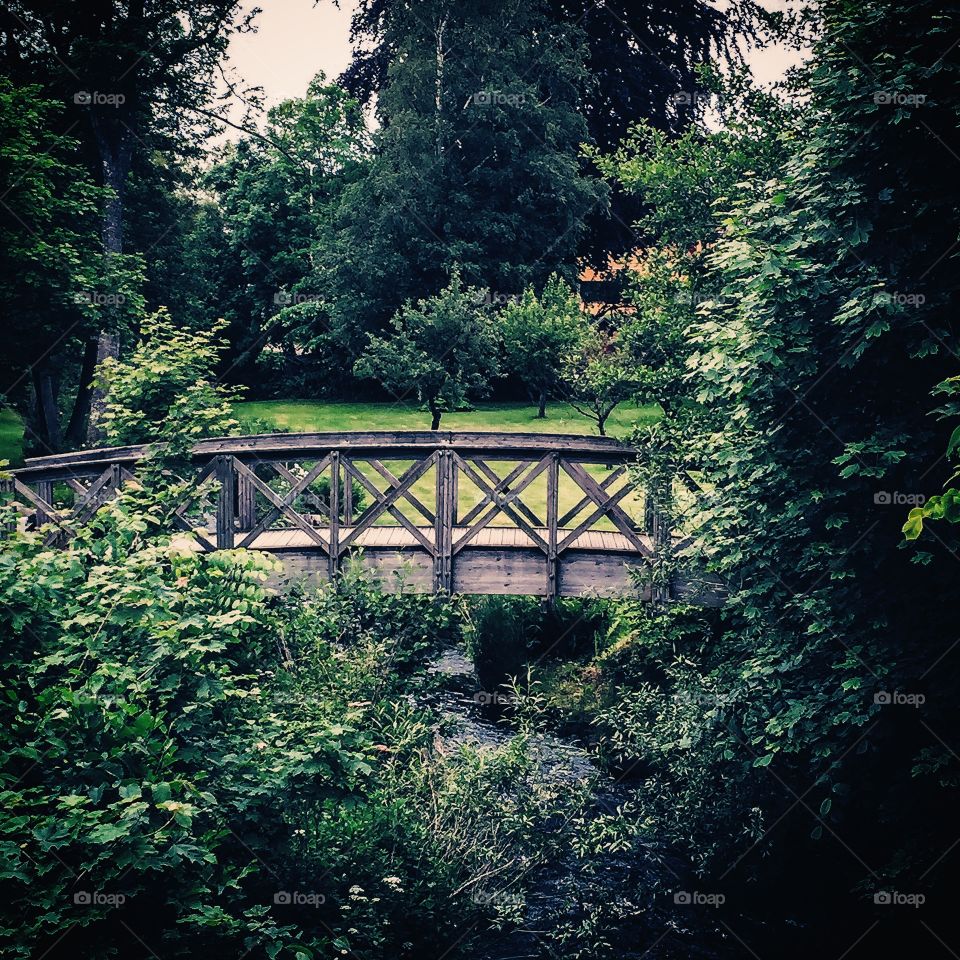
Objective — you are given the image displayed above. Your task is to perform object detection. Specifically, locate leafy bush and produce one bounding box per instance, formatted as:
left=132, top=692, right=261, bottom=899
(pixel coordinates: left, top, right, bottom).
left=97, top=310, right=240, bottom=448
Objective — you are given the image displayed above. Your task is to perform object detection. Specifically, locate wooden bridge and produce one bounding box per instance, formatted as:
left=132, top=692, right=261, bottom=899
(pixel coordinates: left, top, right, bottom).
left=7, top=432, right=717, bottom=602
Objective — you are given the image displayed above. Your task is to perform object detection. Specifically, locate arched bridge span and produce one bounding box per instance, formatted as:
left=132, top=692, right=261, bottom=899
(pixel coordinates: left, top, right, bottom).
left=8, top=432, right=718, bottom=602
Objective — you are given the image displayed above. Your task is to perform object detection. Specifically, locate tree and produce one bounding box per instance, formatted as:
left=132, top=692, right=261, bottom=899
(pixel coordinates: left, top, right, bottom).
left=0, top=78, right=142, bottom=455
left=0, top=0, right=258, bottom=440
left=617, top=0, right=960, bottom=937
left=327, top=0, right=604, bottom=362
left=341, top=0, right=762, bottom=262
left=500, top=276, right=589, bottom=418
left=203, top=76, right=371, bottom=393
left=354, top=273, right=500, bottom=430
left=588, top=83, right=794, bottom=422
left=561, top=317, right=637, bottom=436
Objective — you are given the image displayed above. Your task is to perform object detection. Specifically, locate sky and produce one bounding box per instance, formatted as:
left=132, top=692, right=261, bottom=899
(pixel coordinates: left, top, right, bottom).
left=219, top=0, right=808, bottom=136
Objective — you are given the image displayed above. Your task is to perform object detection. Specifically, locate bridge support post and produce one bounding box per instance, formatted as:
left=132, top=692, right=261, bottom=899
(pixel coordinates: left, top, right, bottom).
left=546, top=453, right=559, bottom=601
left=329, top=452, right=340, bottom=579
left=342, top=457, right=353, bottom=526
left=36, top=480, right=54, bottom=526
left=435, top=450, right=453, bottom=592
left=237, top=467, right=256, bottom=530
left=215, top=456, right=235, bottom=550
left=650, top=477, right=673, bottom=605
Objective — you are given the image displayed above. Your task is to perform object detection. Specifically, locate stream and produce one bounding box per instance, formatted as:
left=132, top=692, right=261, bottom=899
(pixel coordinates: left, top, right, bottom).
left=423, top=645, right=729, bottom=960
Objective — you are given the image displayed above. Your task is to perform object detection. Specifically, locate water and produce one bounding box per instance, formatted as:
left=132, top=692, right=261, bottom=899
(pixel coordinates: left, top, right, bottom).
left=422, top=644, right=724, bottom=960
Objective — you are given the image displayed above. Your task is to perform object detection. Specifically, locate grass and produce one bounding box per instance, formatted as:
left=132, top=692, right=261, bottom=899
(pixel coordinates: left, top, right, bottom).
left=234, top=400, right=661, bottom=529
left=0, top=408, right=24, bottom=467
left=234, top=399, right=659, bottom=438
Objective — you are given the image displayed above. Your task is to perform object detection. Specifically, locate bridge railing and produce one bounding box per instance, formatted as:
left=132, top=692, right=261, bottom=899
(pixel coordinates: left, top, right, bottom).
left=6, top=432, right=673, bottom=598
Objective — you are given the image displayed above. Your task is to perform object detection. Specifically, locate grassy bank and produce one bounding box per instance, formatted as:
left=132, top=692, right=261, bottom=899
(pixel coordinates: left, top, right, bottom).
left=0, top=409, right=24, bottom=466
left=234, top=399, right=659, bottom=438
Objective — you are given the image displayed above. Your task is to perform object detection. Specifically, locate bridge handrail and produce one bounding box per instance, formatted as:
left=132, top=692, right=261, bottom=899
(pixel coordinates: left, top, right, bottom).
left=13, top=431, right=639, bottom=480
left=0, top=431, right=698, bottom=601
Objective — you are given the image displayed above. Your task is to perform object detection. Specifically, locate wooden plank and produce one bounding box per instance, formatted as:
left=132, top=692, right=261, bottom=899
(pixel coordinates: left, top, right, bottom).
left=216, top=455, right=236, bottom=550
left=233, top=457, right=330, bottom=550
left=650, top=477, right=673, bottom=604
left=237, top=469, right=256, bottom=529
left=558, top=459, right=651, bottom=557
left=559, top=467, right=623, bottom=527
left=36, top=480, right=54, bottom=527
left=456, top=460, right=529, bottom=527
left=451, top=454, right=550, bottom=555
left=435, top=450, right=453, bottom=591
left=70, top=465, right=119, bottom=525
left=342, top=456, right=353, bottom=525
left=17, top=432, right=638, bottom=480
left=363, top=458, right=435, bottom=524
left=547, top=453, right=559, bottom=600
left=341, top=457, right=436, bottom=555
left=329, top=451, right=340, bottom=577
left=559, top=553, right=648, bottom=599
left=339, top=453, right=437, bottom=551
left=452, top=548, right=548, bottom=596
left=470, top=458, right=544, bottom=528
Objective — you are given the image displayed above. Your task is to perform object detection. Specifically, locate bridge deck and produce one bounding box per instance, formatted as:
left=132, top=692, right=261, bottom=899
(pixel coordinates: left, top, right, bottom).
left=243, top=526, right=648, bottom=553
left=170, top=524, right=660, bottom=599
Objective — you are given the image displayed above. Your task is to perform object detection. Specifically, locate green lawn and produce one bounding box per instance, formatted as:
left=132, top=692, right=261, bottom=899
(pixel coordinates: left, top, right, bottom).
left=234, top=400, right=661, bottom=530
left=234, top=399, right=659, bottom=438
left=0, top=408, right=24, bottom=467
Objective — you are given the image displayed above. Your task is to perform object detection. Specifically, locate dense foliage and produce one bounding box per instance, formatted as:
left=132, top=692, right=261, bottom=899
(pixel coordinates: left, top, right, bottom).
left=2, top=0, right=959, bottom=956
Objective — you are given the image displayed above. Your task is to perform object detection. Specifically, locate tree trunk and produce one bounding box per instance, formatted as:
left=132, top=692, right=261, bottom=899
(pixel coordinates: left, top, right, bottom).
left=86, top=121, right=131, bottom=445
left=65, top=336, right=100, bottom=449
left=597, top=414, right=607, bottom=437
left=86, top=331, right=119, bottom=446
left=537, top=390, right=547, bottom=419
left=32, top=364, right=62, bottom=453
left=431, top=408, right=442, bottom=431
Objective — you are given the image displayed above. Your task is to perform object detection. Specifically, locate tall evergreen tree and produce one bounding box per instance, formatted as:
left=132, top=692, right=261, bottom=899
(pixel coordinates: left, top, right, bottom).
left=326, top=0, right=604, bottom=362
left=341, top=0, right=761, bottom=262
